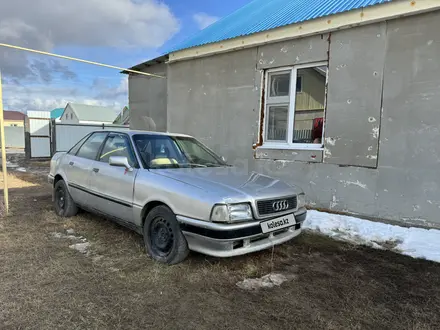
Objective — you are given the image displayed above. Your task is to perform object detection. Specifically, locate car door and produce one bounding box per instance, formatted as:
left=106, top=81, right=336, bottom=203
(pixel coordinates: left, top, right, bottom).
left=88, top=133, right=138, bottom=223
left=63, top=132, right=108, bottom=206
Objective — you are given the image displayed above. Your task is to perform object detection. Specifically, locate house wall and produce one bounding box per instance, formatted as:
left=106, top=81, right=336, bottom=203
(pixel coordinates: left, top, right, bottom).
left=129, top=64, right=167, bottom=132
left=60, top=106, right=79, bottom=124
left=4, top=120, right=24, bottom=127
left=135, top=11, right=440, bottom=227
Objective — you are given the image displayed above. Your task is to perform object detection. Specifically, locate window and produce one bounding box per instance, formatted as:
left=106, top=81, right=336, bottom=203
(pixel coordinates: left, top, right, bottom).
left=133, top=134, right=227, bottom=169
left=99, top=134, right=136, bottom=166
left=76, top=132, right=108, bottom=160
left=68, top=134, right=90, bottom=155
left=262, top=62, right=327, bottom=149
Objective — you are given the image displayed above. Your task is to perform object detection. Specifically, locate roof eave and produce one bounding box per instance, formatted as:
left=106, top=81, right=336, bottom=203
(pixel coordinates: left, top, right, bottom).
left=168, top=0, right=440, bottom=63
left=121, top=55, right=169, bottom=75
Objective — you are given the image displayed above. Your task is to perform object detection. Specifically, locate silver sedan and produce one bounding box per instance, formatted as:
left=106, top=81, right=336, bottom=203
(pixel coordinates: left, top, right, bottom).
left=48, top=130, right=307, bottom=264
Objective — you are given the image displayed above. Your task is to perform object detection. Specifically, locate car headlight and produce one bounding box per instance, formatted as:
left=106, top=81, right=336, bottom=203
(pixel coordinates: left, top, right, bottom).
left=211, top=203, right=253, bottom=223
left=297, top=193, right=306, bottom=208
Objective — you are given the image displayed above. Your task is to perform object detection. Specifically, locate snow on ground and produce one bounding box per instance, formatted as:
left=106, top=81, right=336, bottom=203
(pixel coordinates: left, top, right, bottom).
left=304, top=210, right=440, bottom=263
left=236, top=273, right=297, bottom=290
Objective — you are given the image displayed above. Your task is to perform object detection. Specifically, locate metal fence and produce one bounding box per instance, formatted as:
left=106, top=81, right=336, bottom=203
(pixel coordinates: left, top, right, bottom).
left=1, top=126, right=25, bottom=148
left=52, top=122, right=129, bottom=154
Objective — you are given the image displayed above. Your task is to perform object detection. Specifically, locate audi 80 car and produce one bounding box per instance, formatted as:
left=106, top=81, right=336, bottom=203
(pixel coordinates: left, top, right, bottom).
left=48, top=130, right=307, bottom=264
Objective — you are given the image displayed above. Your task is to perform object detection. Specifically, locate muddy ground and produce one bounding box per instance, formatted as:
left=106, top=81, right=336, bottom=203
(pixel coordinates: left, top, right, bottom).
left=1, top=158, right=440, bottom=329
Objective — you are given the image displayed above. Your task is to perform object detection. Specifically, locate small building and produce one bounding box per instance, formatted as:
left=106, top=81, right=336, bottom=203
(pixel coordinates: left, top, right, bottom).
left=60, top=103, right=116, bottom=125
left=50, top=108, right=64, bottom=122
left=113, top=106, right=130, bottom=125
left=3, top=110, right=25, bottom=127
left=126, top=0, right=440, bottom=228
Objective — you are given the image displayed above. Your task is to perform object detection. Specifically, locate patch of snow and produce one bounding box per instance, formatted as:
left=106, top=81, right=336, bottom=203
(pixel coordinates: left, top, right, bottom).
left=236, top=273, right=296, bottom=290
left=51, top=232, right=64, bottom=239
left=304, top=210, right=440, bottom=263
left=6, top=161, right=18, bottom=168
left=69, top=242, right=90, bottom=254
left=16, top=167, right=27, bottom=172
left=66, top=229, right=75, bottom=235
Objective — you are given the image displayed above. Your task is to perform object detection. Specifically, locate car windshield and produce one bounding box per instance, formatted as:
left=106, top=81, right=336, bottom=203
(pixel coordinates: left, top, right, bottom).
left=132, top=134, right=229, bottom=169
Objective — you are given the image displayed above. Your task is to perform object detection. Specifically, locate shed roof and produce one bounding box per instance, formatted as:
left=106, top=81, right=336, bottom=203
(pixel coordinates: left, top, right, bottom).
left=66, top=103, right=116, bottom=123
left=166, top=0, right=392, bottom=53
left=3, top=110, right=25, bottom=121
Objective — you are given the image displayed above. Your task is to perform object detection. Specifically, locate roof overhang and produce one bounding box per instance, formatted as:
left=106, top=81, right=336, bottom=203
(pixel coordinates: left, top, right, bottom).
left=168, top=0, right=440, bottom=63
left=122, top=55, right=168, bottom=75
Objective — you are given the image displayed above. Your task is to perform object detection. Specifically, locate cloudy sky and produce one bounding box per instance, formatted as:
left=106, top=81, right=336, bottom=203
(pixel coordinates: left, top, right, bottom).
left=0, top=0, right=250, bottom=113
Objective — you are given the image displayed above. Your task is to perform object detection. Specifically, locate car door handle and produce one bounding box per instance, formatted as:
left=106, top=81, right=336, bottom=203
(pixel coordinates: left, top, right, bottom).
left=92, top=168, right=99, bottom=173
left=69, top=161, right=74, bottom=166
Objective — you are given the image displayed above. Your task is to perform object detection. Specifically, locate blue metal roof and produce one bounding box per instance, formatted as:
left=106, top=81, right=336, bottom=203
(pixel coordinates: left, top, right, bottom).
left=50, top=108, right=64, bottom=119
left=166, top=0, right=392, bottom=53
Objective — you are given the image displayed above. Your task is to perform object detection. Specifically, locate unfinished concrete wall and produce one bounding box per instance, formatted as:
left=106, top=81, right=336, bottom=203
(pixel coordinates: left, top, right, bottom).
left=376, top=11, right=440, bottom=225
left=128, top=64, right=167, bottom=132
left=324, top=23, right=387, bottom=168
left=167, top=48, right=260, bottom=162
left=163, top=11, right=440, bottom=228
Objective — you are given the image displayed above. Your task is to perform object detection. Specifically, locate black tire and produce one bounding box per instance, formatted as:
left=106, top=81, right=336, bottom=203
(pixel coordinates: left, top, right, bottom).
left=143, top=205, right=189, bottom=265
left=54, top=180, right=78, bottom=217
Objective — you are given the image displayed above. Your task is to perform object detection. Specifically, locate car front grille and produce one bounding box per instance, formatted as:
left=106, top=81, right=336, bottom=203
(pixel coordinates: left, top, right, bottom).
left=257, top=196, right=297, bottom=216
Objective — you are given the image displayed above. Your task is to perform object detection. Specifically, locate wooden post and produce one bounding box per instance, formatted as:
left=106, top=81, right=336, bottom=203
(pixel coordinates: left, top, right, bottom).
left=0, top=71, right=9, bottom=215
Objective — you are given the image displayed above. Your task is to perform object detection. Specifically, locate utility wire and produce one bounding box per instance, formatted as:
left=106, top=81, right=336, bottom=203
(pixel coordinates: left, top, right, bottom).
left=0, top=43, right=163, bottom=78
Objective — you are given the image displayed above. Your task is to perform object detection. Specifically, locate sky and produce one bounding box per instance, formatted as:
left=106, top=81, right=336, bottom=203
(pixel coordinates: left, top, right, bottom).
left=0, top=0, right=251, bottom=113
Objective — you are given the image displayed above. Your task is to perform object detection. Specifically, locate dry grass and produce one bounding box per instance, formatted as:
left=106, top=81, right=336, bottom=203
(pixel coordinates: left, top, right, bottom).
left=1, top=170, right=440, bottom=329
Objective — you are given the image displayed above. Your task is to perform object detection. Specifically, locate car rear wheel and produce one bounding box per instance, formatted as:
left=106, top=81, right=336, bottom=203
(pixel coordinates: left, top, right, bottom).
left=54, top=180, right=78, bottom=217
left=143, top=205, right=189, bottom=265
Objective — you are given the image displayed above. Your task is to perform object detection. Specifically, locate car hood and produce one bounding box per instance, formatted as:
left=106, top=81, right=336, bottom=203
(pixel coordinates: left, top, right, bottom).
left=154, top=167, right=302, bottom=202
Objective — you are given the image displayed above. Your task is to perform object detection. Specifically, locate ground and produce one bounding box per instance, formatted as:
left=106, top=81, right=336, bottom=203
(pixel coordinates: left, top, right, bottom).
left=1, top=156, right=440, bottom=329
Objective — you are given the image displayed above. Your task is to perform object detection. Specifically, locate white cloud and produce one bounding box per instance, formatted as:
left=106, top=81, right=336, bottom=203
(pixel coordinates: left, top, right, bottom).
left=0, top=0, right=180, bottom=81
left=193, top=13, right=219, bottom=30
left=2, top=77, right=127, bottom=112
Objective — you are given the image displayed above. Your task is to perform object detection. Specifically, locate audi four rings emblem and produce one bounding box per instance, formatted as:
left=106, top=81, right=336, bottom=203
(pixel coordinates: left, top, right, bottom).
left=272, top=200, right=289, bottom=211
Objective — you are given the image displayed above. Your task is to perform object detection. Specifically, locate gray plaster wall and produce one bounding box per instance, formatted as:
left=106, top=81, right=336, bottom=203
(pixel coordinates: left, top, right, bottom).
left=128, top=63, right=167, bottom=132
left=159, top=11, right=440, bottom=228
left=324, top=23, right=386, bottom=168
left=167, top=48, right=260, bottom=163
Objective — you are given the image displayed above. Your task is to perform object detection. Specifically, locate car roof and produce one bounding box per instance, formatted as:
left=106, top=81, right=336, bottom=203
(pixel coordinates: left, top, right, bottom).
left=89, top=130, right=193, bottom=138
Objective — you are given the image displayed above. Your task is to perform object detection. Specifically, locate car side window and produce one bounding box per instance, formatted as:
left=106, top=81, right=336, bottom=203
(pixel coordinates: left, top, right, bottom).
left=76, top=132, right=108, bottom=160
left=99, top=134, right=135, bottom=166
left=68, top=134, right=90, bottom=155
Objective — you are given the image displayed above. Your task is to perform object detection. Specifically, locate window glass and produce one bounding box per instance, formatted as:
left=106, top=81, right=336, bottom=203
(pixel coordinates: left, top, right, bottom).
left=133, top=135, right=227, bottom=169
left=266, top=106, right=288, bottom=142
left=296, top=75, right=303, bottom=93
left=68, top=134, right=90, bottom=155
left=76, top=132, right=107, bottom=160
left=293, top=66, right=327, bottom=144
left=269, top=72, right=290, bottom=97
left=99, top=134, right=135, bottom=166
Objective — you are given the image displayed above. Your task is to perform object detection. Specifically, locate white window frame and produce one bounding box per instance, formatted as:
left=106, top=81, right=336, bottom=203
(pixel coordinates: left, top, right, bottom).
left=261, top=61, right=328, bottom=150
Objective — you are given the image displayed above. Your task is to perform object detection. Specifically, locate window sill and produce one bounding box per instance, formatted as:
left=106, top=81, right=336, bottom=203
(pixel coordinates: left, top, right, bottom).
left=255, top=146, right=323, bottom=163
left=258, top=144, right=324, bottom=151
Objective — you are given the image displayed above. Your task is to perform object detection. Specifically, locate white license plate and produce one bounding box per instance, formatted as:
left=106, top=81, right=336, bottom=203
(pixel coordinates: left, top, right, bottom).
left=260, top=214, right=296, bottom=234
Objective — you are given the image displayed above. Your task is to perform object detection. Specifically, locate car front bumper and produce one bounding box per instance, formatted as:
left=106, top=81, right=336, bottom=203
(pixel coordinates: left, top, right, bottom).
left=177, top=208, right=307, bottom=258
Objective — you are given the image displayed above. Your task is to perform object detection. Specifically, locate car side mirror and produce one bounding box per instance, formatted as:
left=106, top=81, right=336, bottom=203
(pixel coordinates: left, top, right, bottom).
left=221, top=156, right=227, bottom=163
left=109, top=156, right=133, bottom=172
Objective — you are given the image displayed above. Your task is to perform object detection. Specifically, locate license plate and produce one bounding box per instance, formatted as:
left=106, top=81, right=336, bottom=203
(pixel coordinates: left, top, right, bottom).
left=260, top=214, right=295, bottom=234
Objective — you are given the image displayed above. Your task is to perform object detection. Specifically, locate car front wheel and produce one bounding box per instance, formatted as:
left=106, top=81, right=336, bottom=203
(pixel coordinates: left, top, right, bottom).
left=54, top=180, right=78, bottom=217
left=143, top=205, right=189, bottom=265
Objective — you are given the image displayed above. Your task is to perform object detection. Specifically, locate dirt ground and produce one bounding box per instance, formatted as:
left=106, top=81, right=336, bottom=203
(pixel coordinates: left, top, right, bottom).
left=1, top=161, right=440, bottom=329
